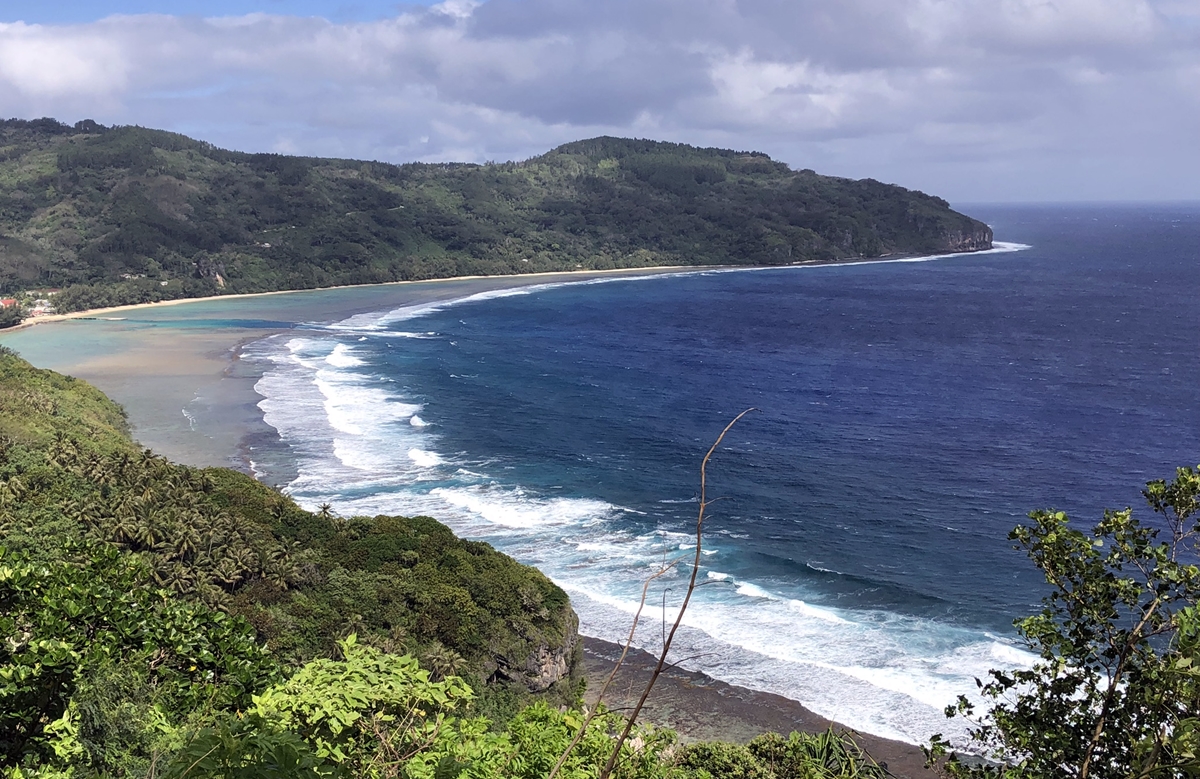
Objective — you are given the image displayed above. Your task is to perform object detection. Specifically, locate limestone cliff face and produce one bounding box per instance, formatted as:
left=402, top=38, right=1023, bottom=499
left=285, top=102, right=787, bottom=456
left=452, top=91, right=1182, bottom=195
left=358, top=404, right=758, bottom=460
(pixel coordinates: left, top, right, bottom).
left=488, top=604, right=581, bottom=693
left=520, top=608, right=581, bottom=692
left=940, top=224, right=994, bottom=253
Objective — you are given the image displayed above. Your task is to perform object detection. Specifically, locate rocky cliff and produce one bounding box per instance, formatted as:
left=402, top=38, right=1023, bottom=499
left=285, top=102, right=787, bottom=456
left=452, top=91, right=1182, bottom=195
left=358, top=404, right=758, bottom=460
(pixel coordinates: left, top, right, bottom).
left=940, top=225, right=995, bottom=253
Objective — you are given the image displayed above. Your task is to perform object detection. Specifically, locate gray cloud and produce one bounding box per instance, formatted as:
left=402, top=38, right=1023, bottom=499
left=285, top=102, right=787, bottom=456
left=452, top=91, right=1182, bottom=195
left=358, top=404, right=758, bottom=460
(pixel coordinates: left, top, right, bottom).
left=0, top=0, right=1197, bottom=201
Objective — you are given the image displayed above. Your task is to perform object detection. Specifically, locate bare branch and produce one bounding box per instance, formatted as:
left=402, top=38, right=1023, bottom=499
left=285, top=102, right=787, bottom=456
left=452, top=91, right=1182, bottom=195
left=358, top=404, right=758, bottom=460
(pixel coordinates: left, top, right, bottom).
left=598, top=408, right=756, bottom=779
left=548, top=559, right=677, bottom=779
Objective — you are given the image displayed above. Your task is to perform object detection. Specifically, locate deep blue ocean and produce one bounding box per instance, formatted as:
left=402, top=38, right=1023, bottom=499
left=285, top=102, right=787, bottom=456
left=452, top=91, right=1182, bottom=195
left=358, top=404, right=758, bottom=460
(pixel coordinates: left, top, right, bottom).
left=243, top=204, right=1200, bottom=744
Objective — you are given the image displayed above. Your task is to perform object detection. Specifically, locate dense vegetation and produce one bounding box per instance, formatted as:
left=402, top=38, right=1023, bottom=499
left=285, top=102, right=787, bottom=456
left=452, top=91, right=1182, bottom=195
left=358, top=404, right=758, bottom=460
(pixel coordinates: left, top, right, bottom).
left=0, top=358, right=578, bottom=679
left=0, top=118, right=991, bottom=314
left=0, top=346, right=582, bottom=760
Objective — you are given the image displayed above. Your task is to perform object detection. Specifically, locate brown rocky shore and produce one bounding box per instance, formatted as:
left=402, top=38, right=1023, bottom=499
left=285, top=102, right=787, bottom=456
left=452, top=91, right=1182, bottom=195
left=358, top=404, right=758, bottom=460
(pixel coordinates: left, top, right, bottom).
left=581, top=636, right=935, bottom=779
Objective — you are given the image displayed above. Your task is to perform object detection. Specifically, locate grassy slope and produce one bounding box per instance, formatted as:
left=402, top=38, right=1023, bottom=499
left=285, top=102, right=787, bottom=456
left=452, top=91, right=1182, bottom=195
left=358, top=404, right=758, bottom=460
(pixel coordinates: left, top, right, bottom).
left=0, top=346, right=580, bottom=702
left=0, top=119, right=991, bottom=310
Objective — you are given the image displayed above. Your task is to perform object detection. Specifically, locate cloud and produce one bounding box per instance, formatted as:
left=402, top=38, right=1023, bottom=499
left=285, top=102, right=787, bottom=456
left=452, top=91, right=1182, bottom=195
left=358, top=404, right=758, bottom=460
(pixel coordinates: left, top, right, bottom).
left=0, top=22, right=129, bottom=97
left=0, top=0, right=1196, bottom=201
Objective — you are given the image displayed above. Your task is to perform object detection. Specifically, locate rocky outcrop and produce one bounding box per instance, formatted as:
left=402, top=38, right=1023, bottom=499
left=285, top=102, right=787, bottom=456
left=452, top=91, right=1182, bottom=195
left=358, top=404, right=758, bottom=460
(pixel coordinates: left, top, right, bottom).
left=940, top=224, right=994, bottom=253
left=490, top=607, right=581, bottom=693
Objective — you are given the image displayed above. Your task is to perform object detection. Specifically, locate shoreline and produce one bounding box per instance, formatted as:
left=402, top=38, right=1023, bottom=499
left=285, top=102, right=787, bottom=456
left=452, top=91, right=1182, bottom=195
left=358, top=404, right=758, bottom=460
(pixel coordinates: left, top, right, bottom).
left=0, top=265, right=725, bottom=468
left=0, top=248, right=1018, bottom=761
left=5, top=241, right=1022, bottom=332
left=2, top=264, right=720, bottom=332
left=581, top=636, right=933, bottom=778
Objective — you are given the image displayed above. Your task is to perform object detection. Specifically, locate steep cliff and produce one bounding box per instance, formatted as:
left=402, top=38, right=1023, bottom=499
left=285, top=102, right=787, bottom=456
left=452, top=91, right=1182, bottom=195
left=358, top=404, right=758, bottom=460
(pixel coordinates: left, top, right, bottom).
left=939, top=225, right=995, bottom=253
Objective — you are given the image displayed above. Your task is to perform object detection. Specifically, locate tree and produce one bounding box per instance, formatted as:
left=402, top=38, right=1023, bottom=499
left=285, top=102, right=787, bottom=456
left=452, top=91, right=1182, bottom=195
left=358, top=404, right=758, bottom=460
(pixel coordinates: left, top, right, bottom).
left=0, top=305, right=23, bottom=330
left=0, top=542, right=279, bottom=773
left=929, top=466, right=1200, bottom=779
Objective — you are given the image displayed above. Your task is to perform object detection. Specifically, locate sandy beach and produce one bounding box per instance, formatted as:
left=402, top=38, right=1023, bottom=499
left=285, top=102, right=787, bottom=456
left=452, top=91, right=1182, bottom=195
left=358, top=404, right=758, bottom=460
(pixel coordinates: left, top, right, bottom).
left=0, top=265, right=938, bottom=775
left=5, top=264, right=719, bottom=333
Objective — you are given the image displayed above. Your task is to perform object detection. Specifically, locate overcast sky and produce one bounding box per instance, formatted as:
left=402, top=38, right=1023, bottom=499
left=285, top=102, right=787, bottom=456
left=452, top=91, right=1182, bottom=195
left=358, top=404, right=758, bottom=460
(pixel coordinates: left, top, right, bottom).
left=2, top=0, right=1198, bottom=202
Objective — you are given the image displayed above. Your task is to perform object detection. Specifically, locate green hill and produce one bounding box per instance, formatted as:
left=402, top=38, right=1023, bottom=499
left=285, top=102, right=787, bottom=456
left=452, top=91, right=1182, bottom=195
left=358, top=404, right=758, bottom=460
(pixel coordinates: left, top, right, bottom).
left=0, top=118, right=991, bottom=312
left=0, top=346, right=581, bottom=707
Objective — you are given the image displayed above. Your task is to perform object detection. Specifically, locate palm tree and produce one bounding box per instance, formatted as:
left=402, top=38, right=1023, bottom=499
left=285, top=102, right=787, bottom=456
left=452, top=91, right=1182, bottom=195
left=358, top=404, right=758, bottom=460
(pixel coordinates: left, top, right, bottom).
left=110, top=513, right=139, bottom=547
left=211, top=561, right=244, bottom=590
left=130, top=503, right=164, bottom=548
left=3, top=475, right=27, bottom=501
left=263, top=560, right=294, bottom=590
left=63, top=499, right=101, bottom=531
left=422, top=644, right=466, bottom=681
left=341, top=613, right=369, bottom=639
left=231, top=546, right=258, bottom=577
left=48, top=432, right=79, bottom=468
left=170, top=526, right=201, bottom=560
left=153, top=560, right=196, bottom=594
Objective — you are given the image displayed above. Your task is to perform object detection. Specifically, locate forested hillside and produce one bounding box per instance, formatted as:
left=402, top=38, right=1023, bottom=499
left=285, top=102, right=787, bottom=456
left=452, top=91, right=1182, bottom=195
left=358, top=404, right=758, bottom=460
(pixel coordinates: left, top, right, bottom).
left=0, top=118, right=991, bottom=312
left=0, top=346, right=584, bottom=765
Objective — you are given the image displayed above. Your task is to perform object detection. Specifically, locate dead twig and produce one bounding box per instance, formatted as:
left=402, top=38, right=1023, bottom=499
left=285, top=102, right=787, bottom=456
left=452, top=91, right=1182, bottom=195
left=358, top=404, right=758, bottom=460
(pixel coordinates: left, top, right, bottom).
left=598, top=409, right=755, bottom=779
left=548, top=560, right=677, bottom=779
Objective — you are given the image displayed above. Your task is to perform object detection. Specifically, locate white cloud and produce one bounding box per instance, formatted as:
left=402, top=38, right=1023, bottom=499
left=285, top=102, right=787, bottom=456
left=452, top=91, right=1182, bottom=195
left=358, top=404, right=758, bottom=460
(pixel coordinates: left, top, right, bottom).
left=0, top=0, right=1196, bottom=201
left=0, top=22, right=129, bottom=97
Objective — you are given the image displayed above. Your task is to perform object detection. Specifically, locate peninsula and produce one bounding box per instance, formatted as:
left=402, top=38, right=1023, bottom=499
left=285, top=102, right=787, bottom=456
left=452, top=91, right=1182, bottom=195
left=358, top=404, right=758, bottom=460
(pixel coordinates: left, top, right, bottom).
left=0, top=118, right=991, bottom=315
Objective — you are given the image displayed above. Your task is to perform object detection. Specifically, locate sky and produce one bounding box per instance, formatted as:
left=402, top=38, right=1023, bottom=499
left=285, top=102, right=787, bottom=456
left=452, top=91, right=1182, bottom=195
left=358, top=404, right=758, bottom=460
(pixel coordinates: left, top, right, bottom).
left=1, top=0, right=1198, bottom=202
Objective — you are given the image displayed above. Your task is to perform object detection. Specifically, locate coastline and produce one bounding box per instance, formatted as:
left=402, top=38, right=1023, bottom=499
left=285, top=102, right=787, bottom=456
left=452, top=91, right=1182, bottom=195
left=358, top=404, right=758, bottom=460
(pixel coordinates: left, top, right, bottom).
left=582, top=637, right=933, bottom=778
left=5, top=241, right=1022, bottom=332
left=0, top=251, right=1014, bottom=764
left=0, top=265, right=717, bottom=468
left=2, top=264, right=719, bottom=333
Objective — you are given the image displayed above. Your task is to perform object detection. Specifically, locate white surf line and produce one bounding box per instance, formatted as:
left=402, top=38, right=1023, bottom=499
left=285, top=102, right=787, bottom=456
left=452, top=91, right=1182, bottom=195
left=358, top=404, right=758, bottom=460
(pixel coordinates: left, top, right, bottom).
left=322, top=242, right=1034, bottom=332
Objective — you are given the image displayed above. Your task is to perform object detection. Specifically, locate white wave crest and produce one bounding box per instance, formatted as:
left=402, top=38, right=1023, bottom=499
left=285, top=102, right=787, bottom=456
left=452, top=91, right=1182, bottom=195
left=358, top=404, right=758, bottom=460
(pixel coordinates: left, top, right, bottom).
left=408, top=448, right=444, bottom=467
left=324, top=343, right=364, bottom=368
left=736, top=582, right=777, bottom=600
left=430, top=485, right=617, bottom=529
left=788, top=598, right=851, bottom=624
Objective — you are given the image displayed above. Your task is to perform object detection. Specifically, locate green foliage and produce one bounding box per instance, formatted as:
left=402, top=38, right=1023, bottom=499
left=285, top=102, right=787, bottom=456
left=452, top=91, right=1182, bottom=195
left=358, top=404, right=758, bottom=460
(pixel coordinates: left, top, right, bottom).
left=0, top=542, right=278, bottom=773
left=930, top=466, right=1200, bottom=779
left=162, top=715, right=335, bottom=779
left=0, top=348, right=578, bottom=693
left=0, top=348, right=129, bottom=454
left=0, top=347, right=582, bottom=777
left=168, top=640, right=678, bottom=779
left=667, top=731, right=885, bottom=779
left=0, top=305, right=22, bottom=329
left=0, top=119, right=990, bottom=305
left=746, top=731, right=885, bottom=779
left=163, top=652, right=887, bottom=779
left=673, top=742, right=772, bottom=779
left=503, top=702, right=675, bottom=779
left=249, top=635, right=476, bottom=771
